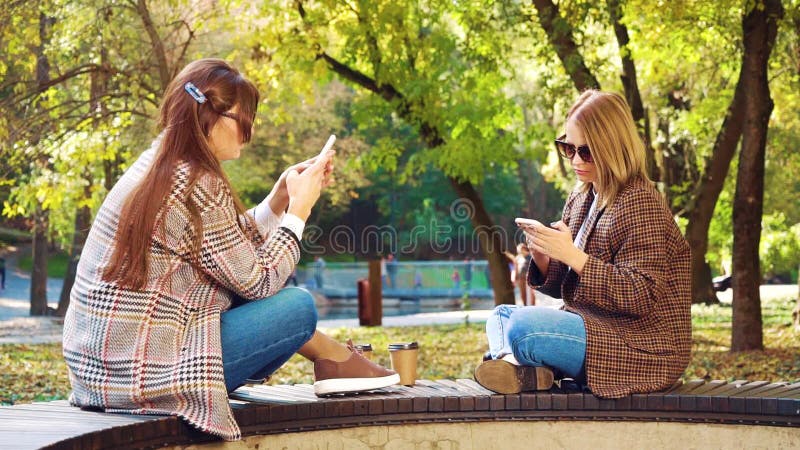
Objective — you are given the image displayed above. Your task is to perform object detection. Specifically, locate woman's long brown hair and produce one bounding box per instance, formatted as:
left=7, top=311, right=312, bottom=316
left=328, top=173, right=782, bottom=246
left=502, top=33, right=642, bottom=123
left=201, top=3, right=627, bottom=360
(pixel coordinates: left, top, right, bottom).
left=103, top=59, right=259, bottom=289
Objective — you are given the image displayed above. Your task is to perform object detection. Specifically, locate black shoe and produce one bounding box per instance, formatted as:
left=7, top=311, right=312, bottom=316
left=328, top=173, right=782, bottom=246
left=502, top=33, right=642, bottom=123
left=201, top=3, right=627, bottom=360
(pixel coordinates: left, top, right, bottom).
left=474, top=359, right=554, bottom=394
left=482, top=351, right=492, bottom=362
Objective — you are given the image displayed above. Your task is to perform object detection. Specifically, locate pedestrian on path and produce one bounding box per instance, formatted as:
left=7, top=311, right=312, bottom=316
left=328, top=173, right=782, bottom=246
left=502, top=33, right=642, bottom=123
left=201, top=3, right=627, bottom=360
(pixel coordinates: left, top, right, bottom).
left=0, top=257, right=6, bottom=290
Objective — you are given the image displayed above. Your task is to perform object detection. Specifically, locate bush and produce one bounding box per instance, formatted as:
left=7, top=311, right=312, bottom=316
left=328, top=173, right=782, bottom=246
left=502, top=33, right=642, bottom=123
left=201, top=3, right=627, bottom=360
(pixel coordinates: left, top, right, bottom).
left=760, top=213, right=800, bottom=282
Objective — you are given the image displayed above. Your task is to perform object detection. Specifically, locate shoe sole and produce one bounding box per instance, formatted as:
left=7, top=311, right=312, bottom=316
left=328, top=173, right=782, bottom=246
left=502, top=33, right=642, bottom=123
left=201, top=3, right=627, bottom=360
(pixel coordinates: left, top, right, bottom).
left=473, top=359, right=554, bottom=394
left=314, top=373, right=401, bottom=396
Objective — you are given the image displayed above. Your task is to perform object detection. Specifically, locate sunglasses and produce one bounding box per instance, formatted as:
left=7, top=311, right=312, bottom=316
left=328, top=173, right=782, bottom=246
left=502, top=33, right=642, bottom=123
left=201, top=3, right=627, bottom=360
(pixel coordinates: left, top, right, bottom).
left=555, top=134, right=593, bottom=163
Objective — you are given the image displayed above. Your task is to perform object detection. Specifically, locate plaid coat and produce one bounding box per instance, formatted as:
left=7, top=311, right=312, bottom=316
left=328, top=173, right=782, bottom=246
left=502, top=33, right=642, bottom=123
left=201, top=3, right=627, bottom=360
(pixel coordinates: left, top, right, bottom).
left=63, top=146, right=300, bottom=440
left=529, top=177, right=691, bottom=398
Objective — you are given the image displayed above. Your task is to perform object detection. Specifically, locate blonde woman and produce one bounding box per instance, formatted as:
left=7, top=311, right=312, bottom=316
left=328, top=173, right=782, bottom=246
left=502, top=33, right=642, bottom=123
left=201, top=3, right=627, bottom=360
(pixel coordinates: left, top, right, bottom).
left=475, top=90, right=691, bottom=398
left=63, top=59, right=398, bottom=441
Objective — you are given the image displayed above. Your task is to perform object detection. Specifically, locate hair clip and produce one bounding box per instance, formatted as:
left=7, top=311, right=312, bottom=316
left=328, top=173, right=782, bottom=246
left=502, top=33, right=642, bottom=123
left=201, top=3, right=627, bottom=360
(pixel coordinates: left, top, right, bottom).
left=184, top=82, right=207, bottom=104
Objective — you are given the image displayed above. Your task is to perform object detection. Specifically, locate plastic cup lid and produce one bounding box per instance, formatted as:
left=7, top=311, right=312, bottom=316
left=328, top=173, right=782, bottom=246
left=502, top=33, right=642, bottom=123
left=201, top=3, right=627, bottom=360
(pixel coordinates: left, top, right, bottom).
left=388, top=342, right=419, bottom=350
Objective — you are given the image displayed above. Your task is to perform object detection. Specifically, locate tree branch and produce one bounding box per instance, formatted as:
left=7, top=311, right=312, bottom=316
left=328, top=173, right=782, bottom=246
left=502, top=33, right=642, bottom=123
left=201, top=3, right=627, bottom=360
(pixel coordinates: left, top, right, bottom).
left=135, top=0, right=171, bottom=92
left=1, top=64, right=105, bottom=106
left=172, top=19, right=195, bottom=77
left=530, top=0, right=600, bottom=91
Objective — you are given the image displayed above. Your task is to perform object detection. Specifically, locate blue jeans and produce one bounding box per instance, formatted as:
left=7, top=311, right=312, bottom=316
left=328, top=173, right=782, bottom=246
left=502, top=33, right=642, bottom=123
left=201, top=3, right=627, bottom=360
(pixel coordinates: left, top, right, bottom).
left=486, top=305, right=587, bottom=380
left=220, top=287, right=317, bottom=392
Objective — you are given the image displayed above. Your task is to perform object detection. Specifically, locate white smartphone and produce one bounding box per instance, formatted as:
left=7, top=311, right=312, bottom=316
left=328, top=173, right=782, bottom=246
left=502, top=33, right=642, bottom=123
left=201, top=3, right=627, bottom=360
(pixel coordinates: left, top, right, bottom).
left=319, top=134, right=336, bottom=158
left=515, top=217, right=544, bottom=228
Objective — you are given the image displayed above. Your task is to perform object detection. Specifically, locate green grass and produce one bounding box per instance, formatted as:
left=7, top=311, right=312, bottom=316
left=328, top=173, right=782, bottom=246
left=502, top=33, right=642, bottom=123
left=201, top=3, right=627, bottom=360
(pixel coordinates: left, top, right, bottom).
left=2, top=295, right=798, bottom=406
left=17, top=251, right=70, bottom=278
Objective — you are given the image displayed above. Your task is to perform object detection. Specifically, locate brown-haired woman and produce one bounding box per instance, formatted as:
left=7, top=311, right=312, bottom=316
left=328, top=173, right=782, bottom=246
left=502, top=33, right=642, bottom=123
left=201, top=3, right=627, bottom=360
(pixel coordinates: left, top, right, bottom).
left=475, top=90, right=691, bottom=399
left=63, top=59, right=398, bottom=441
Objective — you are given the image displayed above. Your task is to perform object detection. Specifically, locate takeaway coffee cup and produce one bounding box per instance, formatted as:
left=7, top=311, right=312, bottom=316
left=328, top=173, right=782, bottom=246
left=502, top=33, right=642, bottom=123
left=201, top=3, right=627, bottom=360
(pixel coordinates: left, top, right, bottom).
left=388, top=342, right=419, bottom=386
left=354, top=343, right=373, bottom=360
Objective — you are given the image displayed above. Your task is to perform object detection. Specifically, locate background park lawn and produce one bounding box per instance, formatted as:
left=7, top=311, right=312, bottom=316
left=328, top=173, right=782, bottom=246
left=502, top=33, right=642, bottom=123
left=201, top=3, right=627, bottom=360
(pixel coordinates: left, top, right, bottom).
left=2, top=295, right=797, bottom=406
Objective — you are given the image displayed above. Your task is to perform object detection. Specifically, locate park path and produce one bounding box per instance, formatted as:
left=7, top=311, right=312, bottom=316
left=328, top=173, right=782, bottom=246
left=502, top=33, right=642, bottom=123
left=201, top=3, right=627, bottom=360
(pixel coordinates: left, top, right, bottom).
left=0, top=245, right=65, bottom=344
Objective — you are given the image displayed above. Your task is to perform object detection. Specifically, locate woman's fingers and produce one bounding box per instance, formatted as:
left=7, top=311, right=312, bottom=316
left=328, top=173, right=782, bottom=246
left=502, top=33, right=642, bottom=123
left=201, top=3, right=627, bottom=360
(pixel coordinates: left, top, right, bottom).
left=288, top=162, right=313, bottom=176
left=308, top=149, right=335, bottom=175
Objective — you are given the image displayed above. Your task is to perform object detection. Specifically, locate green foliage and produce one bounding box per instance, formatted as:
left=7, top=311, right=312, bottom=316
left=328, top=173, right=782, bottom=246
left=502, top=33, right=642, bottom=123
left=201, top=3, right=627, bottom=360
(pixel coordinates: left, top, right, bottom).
left=1, top=0, right=799, bottom=304
left=760, top=213, right=800, bottom=280
left=17, top=251, right=70, bottom=278
left=706, top=179, right=735, bottom=276
left=246, top=0, right=527, bottom=185
left=1, top=0, right=223, bottom=248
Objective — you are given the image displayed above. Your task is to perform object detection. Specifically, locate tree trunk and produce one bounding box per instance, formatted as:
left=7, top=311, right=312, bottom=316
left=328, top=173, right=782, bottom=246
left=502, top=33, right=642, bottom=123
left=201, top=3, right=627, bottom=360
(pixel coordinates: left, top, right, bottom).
left=135, top=0, right=171, bottom=92
left=30, top=210, right=49, bottom=315
left=530, top=0, right=600, bottom=91
left=683, top=60, right=750, bottom=305
left=30, top=11, right=54, bottom=316
left=449, top=179, right=516, bottom=305
left=607, top=0, right=658, bottom=181
left=731, top=0, right=782, bottom=352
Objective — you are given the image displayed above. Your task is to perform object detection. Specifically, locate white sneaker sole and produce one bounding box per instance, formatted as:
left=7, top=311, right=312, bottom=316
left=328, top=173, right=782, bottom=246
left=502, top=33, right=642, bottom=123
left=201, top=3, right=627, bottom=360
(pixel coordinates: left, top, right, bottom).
left=314, top=373, right=400, bottom=396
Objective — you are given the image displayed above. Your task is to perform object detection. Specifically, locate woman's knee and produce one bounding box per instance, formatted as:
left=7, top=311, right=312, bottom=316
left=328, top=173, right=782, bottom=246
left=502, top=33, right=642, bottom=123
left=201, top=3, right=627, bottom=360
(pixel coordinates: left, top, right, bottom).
left=279, top=287, right=318, bottom=333
left=491, top=304, right=517, bottom=319
left=486, top=304, right=515, bottom=332
left=506, top=308, right=546, bottom=360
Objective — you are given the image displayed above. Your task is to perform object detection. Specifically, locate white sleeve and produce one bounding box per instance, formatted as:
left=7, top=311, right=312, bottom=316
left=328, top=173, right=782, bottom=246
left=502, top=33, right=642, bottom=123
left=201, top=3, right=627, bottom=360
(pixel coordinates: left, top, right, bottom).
left=252, top=197, right=284, bottom=237
left=279, top=213, right=306, bottom=241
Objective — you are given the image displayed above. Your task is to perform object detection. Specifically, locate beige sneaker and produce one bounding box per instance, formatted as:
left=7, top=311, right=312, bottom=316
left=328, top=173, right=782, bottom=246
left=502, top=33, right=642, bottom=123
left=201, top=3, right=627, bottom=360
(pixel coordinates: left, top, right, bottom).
left=313, top=340, right=400, bottom=396
left=474, top=359, right=554, bottom=394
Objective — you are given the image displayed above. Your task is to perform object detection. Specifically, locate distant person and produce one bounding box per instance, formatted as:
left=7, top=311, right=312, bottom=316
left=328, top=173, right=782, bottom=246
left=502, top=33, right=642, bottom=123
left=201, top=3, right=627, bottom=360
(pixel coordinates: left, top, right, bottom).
left=386, top=253, right=398, bottom=288
left=414, top=270, right=423, bottom=289
left=504, top=250, right=517, bottom=286
left=313, top=255, right=326, bottom=289
left=475, top=90, right=691, bottom=400
left=514, top=244, right=533, bottom=305
left=61, top=59, right=397, bottom=442
left=464, top=257, right=473, bottom=291
left=380, top=254, right=389, bottom=287
left=451, top=267, right=461, bottom=289
left=0, top=257, right=5, bottom=290
left=285, top=268, right=298, bottom=287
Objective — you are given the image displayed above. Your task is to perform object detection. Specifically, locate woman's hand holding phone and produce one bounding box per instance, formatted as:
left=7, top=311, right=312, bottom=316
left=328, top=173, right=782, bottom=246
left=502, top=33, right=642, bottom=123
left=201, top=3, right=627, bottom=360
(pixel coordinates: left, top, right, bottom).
left=520, top=218, right=588, bottom=275
left=285, top=135, right=337, bottom=220
left=516, top=217, right=551, bottom=274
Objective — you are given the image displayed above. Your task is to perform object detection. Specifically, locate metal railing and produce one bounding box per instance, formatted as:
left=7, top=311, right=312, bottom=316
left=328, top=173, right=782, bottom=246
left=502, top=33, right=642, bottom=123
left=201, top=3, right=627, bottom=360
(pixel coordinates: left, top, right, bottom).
left=299, top=260, right=501, bottom=299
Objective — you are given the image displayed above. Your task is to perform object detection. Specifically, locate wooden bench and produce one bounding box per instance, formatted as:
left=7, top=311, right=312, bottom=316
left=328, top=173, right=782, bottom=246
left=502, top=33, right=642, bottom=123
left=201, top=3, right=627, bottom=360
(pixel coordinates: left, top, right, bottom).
left=2, top=379, right=798, bottom=449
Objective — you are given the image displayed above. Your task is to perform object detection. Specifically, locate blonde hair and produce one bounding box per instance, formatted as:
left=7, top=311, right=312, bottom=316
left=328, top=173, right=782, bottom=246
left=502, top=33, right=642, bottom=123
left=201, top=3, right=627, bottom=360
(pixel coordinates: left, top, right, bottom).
left=566, top=90, right=649, bottom=207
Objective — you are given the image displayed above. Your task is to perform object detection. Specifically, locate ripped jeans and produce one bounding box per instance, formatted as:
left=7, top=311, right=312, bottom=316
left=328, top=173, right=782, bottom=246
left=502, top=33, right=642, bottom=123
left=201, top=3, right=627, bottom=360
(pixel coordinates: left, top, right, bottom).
left=486, top=305, right=587, bottom=380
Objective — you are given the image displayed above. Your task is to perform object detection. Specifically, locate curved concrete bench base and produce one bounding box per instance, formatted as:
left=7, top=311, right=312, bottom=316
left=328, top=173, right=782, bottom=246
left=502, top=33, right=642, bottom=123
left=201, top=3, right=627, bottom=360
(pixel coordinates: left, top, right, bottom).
left=188, top=421, right=800, bottom=449
left=1, top=379, right=797, bottom=449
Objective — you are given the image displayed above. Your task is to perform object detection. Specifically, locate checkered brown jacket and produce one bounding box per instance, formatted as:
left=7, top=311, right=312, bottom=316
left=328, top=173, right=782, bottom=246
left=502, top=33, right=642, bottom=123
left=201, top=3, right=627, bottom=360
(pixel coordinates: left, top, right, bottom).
left=63, top=147, right=300, bottom=440
left=529, top=177, right=691, bottom=398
